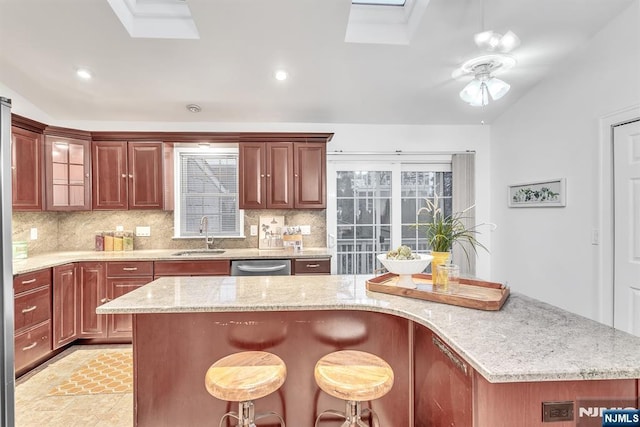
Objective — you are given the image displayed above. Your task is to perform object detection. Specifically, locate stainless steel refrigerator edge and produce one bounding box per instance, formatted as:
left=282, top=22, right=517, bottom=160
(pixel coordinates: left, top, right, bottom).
left=0, top=97, right=15, bottom=426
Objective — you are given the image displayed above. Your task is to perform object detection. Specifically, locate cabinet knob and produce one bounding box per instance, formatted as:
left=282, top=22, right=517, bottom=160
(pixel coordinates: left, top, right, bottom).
left=122, top=174, right=127, bottom=178
left=266, top=174, right=271, bottom=178
left=129, top=174, right=133, bottom=179
left=85, top=173, right=89, bottom=178
left=100, top=298, right=110, bottom=303
left=260, top=174, right=265, bottom=178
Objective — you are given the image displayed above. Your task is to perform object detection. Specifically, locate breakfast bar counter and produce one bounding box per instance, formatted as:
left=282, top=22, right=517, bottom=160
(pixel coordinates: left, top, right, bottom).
left=98, top=275, right=640, bottom=426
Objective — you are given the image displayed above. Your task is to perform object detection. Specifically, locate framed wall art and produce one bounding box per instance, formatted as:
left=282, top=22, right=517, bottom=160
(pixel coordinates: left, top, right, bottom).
left=508, top=178, right=566, bottom=208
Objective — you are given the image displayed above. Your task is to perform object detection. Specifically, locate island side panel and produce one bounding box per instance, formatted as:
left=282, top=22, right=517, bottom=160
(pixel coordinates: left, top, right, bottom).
left=473, top=374, right=638, bottom=427
left=133, top=310, right=412, bottom=427
left=414, top=325, right=474, bottom=426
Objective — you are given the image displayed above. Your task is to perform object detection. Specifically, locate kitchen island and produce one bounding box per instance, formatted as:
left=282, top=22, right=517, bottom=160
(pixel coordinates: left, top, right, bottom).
left=97, top=275, right=640, bottom=427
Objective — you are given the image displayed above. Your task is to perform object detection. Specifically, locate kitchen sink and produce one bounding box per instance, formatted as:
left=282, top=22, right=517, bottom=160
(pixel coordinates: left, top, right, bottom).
left=171, top=250, right=226, bottom=256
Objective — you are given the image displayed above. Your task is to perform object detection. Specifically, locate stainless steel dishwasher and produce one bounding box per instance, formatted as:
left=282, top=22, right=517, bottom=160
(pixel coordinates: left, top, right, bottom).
left=230, top=259, right=291, bottom=276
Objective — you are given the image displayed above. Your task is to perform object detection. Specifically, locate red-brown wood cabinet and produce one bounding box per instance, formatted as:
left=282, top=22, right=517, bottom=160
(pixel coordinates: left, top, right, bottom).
left=43, top=133, right=92, bottom=211
left=293, top=141, right=326, bottom=208
left=92, top=140, right=163, bottom=210
left=77, top=262, right=108, bottom=338
left=13, top=269, right=52, bottom=374
left=52, top=263, right=78, bottom=349
left=239, top=141, right=326, bottom=209
left=11, top=126, right=43, bottom=211
left=105, top=261, right=153, bottom=338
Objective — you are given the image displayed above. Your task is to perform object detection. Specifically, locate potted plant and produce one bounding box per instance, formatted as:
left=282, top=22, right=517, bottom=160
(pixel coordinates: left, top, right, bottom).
left=416, top=195, right=487, bottom=280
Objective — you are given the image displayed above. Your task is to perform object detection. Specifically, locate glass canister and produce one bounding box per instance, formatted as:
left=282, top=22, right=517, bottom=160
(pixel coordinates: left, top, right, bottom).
left=94, top=232, right=104, bottom=251
left=123, top=231, right=134, bottom=251
left=104, top=231, right=114, bottom=251
left=113, top=231, right=124, bottom=251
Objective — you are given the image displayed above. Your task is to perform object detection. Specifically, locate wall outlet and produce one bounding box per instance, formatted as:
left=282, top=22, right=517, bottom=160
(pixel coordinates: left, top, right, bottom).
left=30, top=227, right=38, bottom=240
left=300, top=225, right=311, bottom=235
left=250, top=225, right=258, bottom=236
left=136, top=226, right=151, bottom=237
left=542, top=401, right=573, bottom=422
left=116, top=225, right=124, bottom=231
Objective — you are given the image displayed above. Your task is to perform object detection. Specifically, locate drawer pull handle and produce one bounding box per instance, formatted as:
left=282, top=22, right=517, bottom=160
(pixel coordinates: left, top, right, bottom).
left=306, top=264, right=320, bottom=268
left=22, top=342, right=37, bottom=351
left=100, top=298, right=110, bottom=303
left=21, top=305, right=37, bottom=314
left=21, top=278, right=37, bottom=285
left=433, top=336, right=468, bottom=376
left=122, top=267, right=138, bottom=271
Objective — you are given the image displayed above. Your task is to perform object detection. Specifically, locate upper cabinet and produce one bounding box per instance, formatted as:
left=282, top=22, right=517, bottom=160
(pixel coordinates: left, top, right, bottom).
left=92, top=141, right=163, bottom=210
left=11, top=126, right=43, bottom=211
left=293, top=141, right=326, bottom=209
left=239, top=139, right=327, bottom=210
left=43, top=129, right=92, bottom=211
left=239, top=142, right=294, bottom=209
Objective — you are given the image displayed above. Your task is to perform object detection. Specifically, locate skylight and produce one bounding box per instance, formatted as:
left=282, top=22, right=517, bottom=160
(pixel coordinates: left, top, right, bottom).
left=345, top=0, right=430, bottom=45
left=107, top=0, right=200, bottom=39
left=352, top=0, right=406, bottom=5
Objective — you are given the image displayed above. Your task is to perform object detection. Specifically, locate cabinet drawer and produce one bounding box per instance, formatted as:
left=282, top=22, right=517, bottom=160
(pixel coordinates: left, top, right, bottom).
left=14, top=269, right=51, bottom=294
left=15, top=321, right=51, bottom=372
left=293, top=258, right=331, bottom=275
left=15, top=286, right=51, bottom=332
left=154, top=260, right=230, bottom=277
left=107, top=261, right=154, bottom=277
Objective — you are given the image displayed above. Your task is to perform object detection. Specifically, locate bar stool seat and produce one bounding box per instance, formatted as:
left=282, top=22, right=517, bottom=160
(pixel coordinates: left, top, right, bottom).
left=205, top=351, right=286, bottom=427
left=314, top=350, right=393, bottom=427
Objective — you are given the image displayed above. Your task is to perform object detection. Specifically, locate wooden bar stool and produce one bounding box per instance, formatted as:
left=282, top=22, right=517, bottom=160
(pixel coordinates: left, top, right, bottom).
left=314, top=350, right=394, bottom=427
left=205, top=351, right=286, bottom=427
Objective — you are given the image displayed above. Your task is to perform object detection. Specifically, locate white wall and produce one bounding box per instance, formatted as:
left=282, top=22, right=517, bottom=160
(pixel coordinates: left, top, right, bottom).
left=490, top=1, right=640, bottom=321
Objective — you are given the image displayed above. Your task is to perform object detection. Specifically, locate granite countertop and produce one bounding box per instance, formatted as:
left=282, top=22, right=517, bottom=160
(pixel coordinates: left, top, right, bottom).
left=96, top=274, right=640, bottom=384
left=12, top=248, right=332, bottom=275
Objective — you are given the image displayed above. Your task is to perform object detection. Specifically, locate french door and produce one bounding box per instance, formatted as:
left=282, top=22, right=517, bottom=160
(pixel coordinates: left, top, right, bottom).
left=327, top=160, right=451, bottom=275
left=613, top=119, right=640, bottom=336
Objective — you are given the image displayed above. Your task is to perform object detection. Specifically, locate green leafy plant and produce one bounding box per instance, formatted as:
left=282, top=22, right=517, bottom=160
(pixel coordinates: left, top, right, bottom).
left=416, top=195, right=488, bottom=262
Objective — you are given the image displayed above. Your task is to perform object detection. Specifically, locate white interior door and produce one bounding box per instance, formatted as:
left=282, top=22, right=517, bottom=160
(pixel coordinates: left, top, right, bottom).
left=614, top=119, right=640, bottom=336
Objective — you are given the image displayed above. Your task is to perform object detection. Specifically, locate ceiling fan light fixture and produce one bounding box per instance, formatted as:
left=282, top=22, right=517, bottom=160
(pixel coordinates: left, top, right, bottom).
left=485, top=77, right=510, bottom=100
left=459, top=67, right=510, bottom=107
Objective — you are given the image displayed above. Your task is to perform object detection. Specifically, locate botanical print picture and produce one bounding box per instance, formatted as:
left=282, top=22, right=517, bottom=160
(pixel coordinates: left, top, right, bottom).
left=508, top=178, right=566, bottom=207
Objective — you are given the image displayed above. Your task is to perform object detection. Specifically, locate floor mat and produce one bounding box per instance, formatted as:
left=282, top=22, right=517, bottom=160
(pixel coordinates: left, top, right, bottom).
left=48, top=350, right=133, bottom=396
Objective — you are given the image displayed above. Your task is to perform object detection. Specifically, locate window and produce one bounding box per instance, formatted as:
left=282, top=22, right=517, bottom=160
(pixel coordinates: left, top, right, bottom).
left=328, top=158, right=451, bottom=275
left=173, top=146, right=243, bottom=238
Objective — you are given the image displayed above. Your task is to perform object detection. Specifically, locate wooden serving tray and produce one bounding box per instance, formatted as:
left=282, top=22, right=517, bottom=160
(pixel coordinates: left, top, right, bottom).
left=366, top=273, right=510, bottom=311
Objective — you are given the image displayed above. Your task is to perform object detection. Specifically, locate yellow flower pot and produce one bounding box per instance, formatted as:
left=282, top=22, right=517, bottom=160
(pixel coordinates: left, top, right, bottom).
left=430, top=251, right=450, bottom=289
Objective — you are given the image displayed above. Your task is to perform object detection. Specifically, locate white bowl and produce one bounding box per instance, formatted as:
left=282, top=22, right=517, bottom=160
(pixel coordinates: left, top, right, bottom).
left=377, top=253, right=433, bottom=288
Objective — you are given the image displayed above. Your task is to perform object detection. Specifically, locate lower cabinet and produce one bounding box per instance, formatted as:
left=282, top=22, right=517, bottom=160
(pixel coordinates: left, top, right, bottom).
left=106, top=262, right=153, bottom=338
left=77, top=262, right=108, bottom=339
left=52, top=263, right=78, bottom=349
left=153, top=260, right=230, bottom=278
left=13, top=269, right=52, bottom=374
left=292, top=257, right=331, bottom=275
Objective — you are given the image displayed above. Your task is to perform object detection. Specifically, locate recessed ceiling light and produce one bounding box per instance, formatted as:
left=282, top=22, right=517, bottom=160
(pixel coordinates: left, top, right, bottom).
left=186, top=104, right=202, bottom=113
left=274, top=70, right=288, bottom=81
left=76, top=68, right=92, bottom=80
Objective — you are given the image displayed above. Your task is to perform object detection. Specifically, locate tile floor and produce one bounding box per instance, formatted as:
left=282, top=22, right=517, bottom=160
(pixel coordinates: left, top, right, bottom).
left=15, top=345, right=133, bottom=427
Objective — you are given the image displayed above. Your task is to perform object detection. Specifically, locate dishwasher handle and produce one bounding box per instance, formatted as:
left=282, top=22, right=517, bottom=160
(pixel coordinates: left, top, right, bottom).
left=236, top=264, right=288, bottom=273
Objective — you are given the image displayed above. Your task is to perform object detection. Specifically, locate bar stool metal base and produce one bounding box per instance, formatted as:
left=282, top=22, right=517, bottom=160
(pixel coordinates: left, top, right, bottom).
left=219, top=400, right=285, bottom=427
left=315, top=400, right=379, bottom=427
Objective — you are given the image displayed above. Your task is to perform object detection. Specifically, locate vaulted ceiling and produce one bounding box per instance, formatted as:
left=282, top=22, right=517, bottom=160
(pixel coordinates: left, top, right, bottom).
left=0, top=0, right=635, bottom=125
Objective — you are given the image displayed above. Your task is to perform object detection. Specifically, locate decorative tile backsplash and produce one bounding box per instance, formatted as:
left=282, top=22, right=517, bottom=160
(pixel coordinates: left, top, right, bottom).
left=12, top=210, right=327, bottom=256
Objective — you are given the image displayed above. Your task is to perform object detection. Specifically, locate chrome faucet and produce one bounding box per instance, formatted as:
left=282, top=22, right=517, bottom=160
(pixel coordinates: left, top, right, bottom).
left=199, top=216, right=215, bottom=249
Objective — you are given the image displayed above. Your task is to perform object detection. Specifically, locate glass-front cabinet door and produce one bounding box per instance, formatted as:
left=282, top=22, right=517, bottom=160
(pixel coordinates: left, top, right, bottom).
left=44, top=135, right=91, bottom=210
